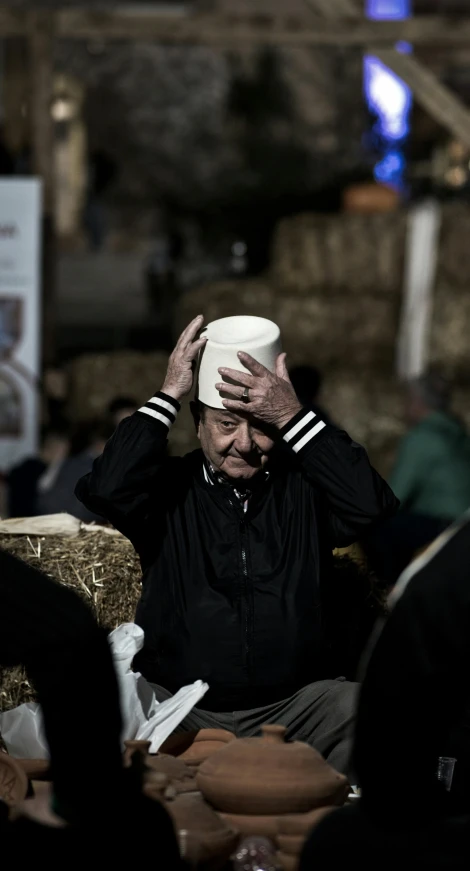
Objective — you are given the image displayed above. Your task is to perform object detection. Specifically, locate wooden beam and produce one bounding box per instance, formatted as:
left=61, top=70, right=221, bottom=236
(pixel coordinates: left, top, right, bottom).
left=51, top=12, right=470, bottom=46
left=2, top=8, right=470, bottom=46
left=302, top=0, right=361, bottom=19
left=374, top=49, right=470, bottom=149
left=27, top=10, right=57, bottom=366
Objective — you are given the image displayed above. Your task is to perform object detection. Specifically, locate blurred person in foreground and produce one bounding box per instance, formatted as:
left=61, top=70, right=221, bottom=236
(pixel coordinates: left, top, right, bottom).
left=76, top=315, right=398, bottom=777
left=289, top=365, right=334, bottom=427
left=0, top=548, right=181, bottom=864
left=365, top=371, right=470, bottom=583
left=300, top=512, right=470, bottom=870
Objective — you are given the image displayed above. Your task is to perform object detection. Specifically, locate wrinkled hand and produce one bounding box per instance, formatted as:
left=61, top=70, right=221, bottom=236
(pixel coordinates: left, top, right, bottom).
left=162, top=315, right=207, bottom=402
left=216, top=352, right=302, bottom=430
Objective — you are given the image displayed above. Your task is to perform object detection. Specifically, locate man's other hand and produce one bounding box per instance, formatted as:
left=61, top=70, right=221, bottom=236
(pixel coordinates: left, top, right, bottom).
left=216, top=352, right=303, bottom=430
left=162, top=316, right=207, bottom=403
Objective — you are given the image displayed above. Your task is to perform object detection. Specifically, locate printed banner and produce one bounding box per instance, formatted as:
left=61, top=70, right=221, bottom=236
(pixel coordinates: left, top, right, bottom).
left=0, top=179, right=42, bottom=470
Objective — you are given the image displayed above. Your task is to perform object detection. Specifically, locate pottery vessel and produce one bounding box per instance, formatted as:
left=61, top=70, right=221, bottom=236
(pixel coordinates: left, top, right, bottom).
left=147, top=773, right=239, bottom=870
left=0, top=753, right=29, bottom=807
left=197, top=724, right=349, bottom=815
left=160, top=728, right=236, bottom=768
left=146, top=754, right=197, bottom=794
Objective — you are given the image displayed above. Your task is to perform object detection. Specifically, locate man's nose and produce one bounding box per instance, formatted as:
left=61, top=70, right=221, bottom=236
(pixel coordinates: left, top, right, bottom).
left=234, top=425, right=255, bottom=454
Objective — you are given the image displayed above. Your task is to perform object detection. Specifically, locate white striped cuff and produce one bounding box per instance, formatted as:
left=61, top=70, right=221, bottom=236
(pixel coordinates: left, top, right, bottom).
left=138, top=392, right=180, bottom=429
left=282, top=409, right=327, bottom=455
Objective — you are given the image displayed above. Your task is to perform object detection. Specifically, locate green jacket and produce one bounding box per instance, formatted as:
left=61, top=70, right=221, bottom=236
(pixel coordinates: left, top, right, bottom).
left=390, top=411, right=470, bottom=521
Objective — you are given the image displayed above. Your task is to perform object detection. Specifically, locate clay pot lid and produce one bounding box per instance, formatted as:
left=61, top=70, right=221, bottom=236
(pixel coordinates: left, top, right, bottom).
left=197, top=724, right=349, bottom=816
left=0, top=753, right=29, bottom=807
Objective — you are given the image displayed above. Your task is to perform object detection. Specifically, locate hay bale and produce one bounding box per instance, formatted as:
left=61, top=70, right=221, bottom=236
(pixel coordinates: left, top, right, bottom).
left=179, top=281, right=399, bottom=369
left=0, top=530, right=141, bottom=712
left=270, top=212, right=406, bottom=295
left=176, top=280, right=277, bottom=335
left=437, top=204, right=470, bottom=287
left=429, top=283, right=470, bottom=379
left=322, top=370, right=405, bottom=478
left=66, top=350, right=169, bottom=422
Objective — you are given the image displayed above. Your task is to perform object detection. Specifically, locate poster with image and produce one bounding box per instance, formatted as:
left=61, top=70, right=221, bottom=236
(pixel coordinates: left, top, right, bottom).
left=0, top=179, right=42, bottom=470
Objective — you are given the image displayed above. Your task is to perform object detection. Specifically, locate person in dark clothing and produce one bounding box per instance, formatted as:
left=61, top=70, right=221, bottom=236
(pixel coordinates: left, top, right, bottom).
left=289, top=365, right=334, bottom=427
left=300, top=513, right=470, bottom=870
left=76, top=315, right=398, bottom=777
left=0, top=549, right=181, bottom=864
left=37, top=420, right=114, bottom=523
left=7, top=424, right=70, bottom=518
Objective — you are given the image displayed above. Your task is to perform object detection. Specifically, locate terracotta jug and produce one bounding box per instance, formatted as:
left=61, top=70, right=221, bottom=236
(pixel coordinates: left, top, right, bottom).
left=197, top=724, right=349, bottom=816
left=0, top=753, right=29, bottom=807
left=160, top=728, right=236, bottom=768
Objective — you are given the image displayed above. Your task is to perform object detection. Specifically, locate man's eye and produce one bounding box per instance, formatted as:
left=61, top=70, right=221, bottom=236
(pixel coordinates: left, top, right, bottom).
left=221, top=421, right=235, bottom=429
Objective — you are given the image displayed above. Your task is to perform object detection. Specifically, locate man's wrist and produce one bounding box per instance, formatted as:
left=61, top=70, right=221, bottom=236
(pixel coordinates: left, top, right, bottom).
left=138, top=390, right=180, bottom=430
left=161, top=384, right=183, bottom=403
left=273, top=402, right=304, bottom=431
left=280, top=407, right=327, bottom=455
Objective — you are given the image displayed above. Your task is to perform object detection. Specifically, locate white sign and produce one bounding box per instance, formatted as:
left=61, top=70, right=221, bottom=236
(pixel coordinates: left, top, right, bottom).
left=0, top=179, right=42, bottom=470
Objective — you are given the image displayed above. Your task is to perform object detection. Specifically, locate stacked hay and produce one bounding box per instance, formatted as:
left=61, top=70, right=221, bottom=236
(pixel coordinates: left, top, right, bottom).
left=66, top=349, right=198, bottom=457
left=0, top=530, right=141, bottom=712
left=428, top=204, right=470, bottom=428
left=271, top=212, right=406, bottom=296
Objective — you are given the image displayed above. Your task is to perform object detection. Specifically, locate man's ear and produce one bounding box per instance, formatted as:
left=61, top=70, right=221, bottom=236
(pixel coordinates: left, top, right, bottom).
left=190, top=400, right=201, bottom=438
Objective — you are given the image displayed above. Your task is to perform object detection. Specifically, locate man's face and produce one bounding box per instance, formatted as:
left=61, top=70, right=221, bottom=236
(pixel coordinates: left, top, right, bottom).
left=196, top=406, right=275, bottom=481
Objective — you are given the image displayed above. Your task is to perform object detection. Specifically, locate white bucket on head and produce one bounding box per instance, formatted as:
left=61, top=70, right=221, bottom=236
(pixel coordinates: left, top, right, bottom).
left=197, top=315, right=282, bottom=409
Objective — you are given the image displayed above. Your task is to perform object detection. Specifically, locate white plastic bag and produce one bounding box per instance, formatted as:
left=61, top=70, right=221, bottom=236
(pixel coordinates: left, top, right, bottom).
left=0, top=702, right=48, bottom=759
left=0, top=623, right=209, bottom=758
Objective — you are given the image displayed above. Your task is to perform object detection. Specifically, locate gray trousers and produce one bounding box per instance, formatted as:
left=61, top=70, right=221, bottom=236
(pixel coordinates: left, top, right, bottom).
left=151, top=678, right=359, bottom=779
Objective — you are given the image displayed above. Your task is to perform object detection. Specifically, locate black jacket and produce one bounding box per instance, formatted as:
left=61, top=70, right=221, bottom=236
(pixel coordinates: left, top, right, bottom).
left=76, top=393, right=398, bottom=712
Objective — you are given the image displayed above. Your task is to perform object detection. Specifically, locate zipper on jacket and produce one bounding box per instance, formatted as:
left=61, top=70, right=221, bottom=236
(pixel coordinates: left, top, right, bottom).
left=228, top=497, right=253, bottom=677
left=239, top=516, right=253, bottom=677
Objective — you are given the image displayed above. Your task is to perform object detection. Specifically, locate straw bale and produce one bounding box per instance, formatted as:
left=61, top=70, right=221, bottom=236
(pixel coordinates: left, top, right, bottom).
left=321, top=370, right=405, bottom=478
left=179, top=282, right=400, bottom=370
left=66, top=351, right=169, bottom=422
left=270, top=212, right=406, bottom=295
left=436, top=204, right=470, bottom=287
left=176, top=280, right=278, bottom=335
left=429, top=283, right=470, bottom=379
left=0, top=530, right=141, bottom=713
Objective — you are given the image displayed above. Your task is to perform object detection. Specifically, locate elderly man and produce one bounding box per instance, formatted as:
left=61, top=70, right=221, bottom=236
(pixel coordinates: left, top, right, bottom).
left=77, top=315, right=397, bottom=776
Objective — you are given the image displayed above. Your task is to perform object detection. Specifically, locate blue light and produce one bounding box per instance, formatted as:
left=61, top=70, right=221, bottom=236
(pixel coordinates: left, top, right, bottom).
left=366, top=0, right=410, bottom=19
left=364, top=0, right=412, bottom=186
left=374, top=150, right=406, bottom=184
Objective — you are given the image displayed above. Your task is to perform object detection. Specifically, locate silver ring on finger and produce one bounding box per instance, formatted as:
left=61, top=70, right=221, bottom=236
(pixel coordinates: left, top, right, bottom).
left=242, top=387, right=250, bottom=403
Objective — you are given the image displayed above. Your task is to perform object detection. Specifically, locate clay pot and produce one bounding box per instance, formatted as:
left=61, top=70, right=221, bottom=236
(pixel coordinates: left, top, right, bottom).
left=220, top=811, right=280, bottom=839
left=197, top=724, right=349, bottom=816
left=277, top=852, right=298, bottom=871
left=146, top=754, right=197, bottom=794
left=276, top=805, right=336, bottom=837
left=160, top=728, right=236, bottom=768
left=167, top=790, right=239, bottom=870
left=343, top=182, right=400, bottom=213
left=0, top=753, right=29, bottom=807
